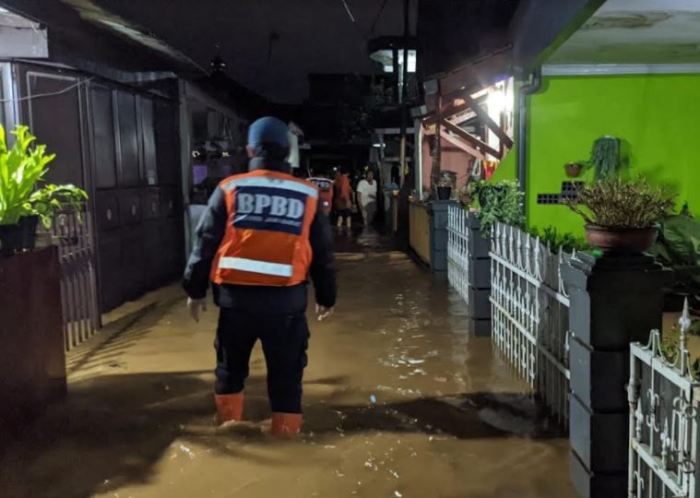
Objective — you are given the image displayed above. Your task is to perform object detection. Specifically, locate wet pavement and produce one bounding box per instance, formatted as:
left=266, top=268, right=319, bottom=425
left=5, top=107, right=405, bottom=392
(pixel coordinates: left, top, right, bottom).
left=0, top=230, right=574, bottom=498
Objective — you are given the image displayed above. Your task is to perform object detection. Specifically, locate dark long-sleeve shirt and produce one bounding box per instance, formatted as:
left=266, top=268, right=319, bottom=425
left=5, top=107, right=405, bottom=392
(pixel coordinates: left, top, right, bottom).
left=183, top=165, right=336, bottom=314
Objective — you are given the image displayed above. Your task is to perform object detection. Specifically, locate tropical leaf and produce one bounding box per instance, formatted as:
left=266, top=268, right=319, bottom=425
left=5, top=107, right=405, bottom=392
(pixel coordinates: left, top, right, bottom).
left=0, top=124, right=81, bottom=226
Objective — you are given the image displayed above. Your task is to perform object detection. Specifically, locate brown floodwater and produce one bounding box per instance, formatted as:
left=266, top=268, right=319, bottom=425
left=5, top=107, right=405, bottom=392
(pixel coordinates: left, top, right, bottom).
left=0, top=234, right=575, bottom=498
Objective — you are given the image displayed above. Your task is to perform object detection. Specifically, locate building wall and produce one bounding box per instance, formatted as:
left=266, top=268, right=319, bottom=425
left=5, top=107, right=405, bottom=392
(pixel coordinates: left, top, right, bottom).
left=503, top=73, right=700, bottom=235
left=14, top=62, right=184, bottom=312
left=420, top=137, right=473, bottom=196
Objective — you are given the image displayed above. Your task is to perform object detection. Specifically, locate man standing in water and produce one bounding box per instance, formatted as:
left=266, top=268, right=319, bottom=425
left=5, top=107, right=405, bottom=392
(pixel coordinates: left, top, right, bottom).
left=183, top=117, right=336, bottom=437
left=356, top=169, right=378, bottom=228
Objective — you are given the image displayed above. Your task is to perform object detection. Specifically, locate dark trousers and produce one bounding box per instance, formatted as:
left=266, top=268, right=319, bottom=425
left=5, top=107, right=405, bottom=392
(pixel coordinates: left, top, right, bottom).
left=215, top=308, right=309, bottom=413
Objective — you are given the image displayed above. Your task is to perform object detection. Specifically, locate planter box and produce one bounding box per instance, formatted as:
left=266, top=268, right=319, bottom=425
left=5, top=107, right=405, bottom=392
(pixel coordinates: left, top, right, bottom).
left=0, top=247, right=66, bottom=433
left=564, top=252, right=671, bottom=350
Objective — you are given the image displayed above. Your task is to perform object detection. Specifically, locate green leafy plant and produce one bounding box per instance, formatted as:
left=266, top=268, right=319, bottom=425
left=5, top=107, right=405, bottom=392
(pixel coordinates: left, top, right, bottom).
left=589, top=136, right=623, bottom=181
left=568, top=178, right=675, bottom=229
left=27, top=184, right=88, bottom=228
left=529, top=226, right=589, bottom=254
left=0, top=124, right=87, bottom=228
left=0, top=124, right=55, bottom=225
left=468, top=179, right=524, bottom=237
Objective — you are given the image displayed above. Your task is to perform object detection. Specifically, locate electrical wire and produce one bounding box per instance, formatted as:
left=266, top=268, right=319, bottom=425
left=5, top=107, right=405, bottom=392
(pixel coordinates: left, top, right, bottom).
left=341, top=0, right=357, bottom=23
left=0, top=77, right=94, bottom=103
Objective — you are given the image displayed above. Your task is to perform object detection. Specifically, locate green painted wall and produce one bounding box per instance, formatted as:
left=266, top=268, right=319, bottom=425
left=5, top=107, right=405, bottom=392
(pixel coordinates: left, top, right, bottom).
left=524, top=73, right=700, bottom=236
left=491, top=146, right=517, bottom=182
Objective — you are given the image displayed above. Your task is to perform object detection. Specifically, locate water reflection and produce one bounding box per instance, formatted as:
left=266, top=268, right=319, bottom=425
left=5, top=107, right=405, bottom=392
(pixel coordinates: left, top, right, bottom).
left=0, top=251, right=574, bottom=498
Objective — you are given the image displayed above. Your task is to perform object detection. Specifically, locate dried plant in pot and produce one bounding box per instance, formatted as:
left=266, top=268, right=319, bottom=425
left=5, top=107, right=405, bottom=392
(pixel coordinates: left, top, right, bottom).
left=567, top=178, right=675, bottom=253
left=435, top=171, right=455, bottom=200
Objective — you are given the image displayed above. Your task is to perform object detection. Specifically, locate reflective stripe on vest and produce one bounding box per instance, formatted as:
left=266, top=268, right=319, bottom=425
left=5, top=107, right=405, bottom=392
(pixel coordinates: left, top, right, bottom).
left=218, top=257, right=293, bottom=278
left=210, top=170, right=319, bottom=287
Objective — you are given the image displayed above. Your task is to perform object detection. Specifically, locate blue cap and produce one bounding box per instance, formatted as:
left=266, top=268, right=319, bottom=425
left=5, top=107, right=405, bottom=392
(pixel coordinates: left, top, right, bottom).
left=247, top=116, right=290, bottom=149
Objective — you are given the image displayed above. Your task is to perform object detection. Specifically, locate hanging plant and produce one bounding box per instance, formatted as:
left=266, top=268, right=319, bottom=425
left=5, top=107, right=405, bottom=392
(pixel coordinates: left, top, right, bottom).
left=590, top=136, right=622, bottom=181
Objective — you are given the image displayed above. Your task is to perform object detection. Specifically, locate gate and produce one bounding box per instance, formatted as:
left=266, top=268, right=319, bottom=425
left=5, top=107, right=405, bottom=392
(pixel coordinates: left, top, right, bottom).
left=51, top=210, right=100, bottom=350
left=628, top=302, right=699, bottom=497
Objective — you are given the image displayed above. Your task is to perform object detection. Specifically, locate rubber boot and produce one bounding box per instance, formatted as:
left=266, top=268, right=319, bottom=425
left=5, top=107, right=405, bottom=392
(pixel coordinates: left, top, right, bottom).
left=215, top=393, right=244, bottom=424
left=271, top=412, right=303, bottom=438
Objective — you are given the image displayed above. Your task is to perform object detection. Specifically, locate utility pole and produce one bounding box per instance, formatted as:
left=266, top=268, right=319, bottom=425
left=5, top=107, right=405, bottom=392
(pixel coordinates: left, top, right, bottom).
left=398, top=0, right=409, bottom=188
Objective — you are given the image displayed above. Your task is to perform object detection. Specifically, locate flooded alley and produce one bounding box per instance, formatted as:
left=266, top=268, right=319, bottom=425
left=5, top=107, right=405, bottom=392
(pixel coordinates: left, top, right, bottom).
left=0, top=241, right=574, bottom=498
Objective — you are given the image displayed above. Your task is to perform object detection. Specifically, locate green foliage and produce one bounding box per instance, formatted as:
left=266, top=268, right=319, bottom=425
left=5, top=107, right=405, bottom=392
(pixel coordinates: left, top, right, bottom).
left=568, top=178, right=675, bottom=229
left=0, top=124, right=55, bottom=225
left=589, top=136, right=623, bottom=181
left=468, top=179, right=524, bottom=237
left=0, top=124, right=87, bottom=227
left=649, top=207, right=700, bottom=296
left=28, top=184, right=88, bottom=228
left=529, top=226, right=589, bottom=254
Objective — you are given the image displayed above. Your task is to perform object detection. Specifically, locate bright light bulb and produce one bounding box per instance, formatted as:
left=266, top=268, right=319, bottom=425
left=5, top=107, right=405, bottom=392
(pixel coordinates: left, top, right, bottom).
left=487, top=90, right=508, bottom=116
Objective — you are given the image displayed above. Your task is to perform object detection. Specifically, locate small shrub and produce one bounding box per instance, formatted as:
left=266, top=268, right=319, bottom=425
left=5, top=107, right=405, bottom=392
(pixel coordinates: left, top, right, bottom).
left=468, top=179, right=524, bottom=237
left=529, top=226, right=588, bottom=254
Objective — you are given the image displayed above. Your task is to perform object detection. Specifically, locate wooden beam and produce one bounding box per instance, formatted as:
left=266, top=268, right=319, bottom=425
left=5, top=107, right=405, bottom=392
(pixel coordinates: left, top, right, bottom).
left=423, top=101, right=470, bottom=126
left=424, top=91, right=513, bottom=150
left=461, top=93, right=514, bottom=149
left=440, top=127, right=485, bottom=161
left=443, top=120, right=502, bottom=159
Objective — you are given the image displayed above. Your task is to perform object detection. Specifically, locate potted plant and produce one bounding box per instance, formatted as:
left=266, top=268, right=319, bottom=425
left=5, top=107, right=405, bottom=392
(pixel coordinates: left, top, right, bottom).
left=564, top=162, right=585, bottom=178
left=468, top=179, right=524, bottom=237
left=0, top=125, right=88, bottom=256
left=436, top=171, right=454, bottom=200
left=590, top=136, right=623, bottom=181
left=568, top=178, right=675, bottom=253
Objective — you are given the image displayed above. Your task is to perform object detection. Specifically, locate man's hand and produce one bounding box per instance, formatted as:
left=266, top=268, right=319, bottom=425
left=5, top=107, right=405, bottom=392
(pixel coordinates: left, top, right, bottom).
left=187, top=297, right=207, bottom=323
left=315, top=304, right=334, bottom=322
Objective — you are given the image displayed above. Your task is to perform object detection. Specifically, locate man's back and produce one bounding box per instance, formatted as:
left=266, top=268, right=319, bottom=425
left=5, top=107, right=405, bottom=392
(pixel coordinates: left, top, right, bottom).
left=183, top=167, right=335, bottom=313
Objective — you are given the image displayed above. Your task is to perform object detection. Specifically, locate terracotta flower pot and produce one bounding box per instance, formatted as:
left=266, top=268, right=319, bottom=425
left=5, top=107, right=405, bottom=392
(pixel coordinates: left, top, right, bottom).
left=565, top=163, right=583, bottom=178
left=584, top=224, right=658, bottom=253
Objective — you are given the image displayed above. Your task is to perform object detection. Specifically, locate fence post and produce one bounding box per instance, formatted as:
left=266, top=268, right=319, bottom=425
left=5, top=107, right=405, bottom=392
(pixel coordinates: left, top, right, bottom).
left=429, top=200, right=455, bottom=274
left=563, top=252, right=672, bottom=498
left=465, top=212, right=491, bottom=336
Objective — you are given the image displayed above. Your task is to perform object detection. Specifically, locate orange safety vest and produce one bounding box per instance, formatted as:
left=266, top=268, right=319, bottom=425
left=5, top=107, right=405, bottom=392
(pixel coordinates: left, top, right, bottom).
left=210, top=169, right=319, bottom=287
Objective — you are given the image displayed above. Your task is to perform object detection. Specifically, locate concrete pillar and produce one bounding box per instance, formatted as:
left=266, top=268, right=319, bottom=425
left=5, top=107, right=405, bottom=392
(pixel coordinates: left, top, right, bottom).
left=563, top=252, right=672, bottom=498
left=465, top=213, right=491, bottom=336
left=429, top=200, right=453, bottom=273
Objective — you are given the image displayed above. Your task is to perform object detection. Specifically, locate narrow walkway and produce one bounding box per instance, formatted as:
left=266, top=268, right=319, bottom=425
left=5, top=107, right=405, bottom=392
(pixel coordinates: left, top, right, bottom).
left=0, top=241, right=574, bottom=498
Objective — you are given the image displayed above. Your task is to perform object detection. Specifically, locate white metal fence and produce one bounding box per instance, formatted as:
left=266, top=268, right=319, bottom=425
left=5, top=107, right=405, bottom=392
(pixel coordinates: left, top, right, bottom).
left=490, top=222, right=573, bottom=428
left=447, top=205, right=471, bottom=306
left=628, top=303, right=700, bottom=498
left=446, top=207, right=573, bottom=428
